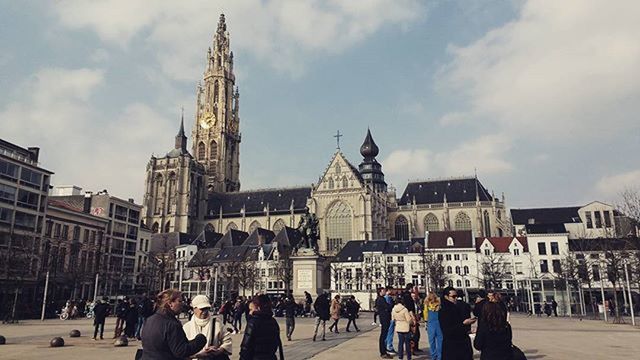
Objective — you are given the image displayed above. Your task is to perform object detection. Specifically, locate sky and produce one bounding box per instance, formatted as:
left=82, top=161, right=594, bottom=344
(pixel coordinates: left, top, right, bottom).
left=1, top=0, right=639, bottom=208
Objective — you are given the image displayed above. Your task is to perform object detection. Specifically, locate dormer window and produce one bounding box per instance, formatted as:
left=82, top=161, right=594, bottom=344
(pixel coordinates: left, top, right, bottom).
left=447, top=237, right=454, bottom=246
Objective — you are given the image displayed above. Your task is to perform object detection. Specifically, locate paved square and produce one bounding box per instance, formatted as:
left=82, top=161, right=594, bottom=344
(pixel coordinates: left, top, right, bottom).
left=0, top=313, right=638, bottom=359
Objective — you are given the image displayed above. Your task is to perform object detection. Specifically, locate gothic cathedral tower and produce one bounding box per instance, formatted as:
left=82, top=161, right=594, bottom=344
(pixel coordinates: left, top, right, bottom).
left=192, top=14, right=241, bottom=193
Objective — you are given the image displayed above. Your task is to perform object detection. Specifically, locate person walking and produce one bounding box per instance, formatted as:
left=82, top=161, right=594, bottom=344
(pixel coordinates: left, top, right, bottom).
left=183, top=295, right=232, bottom=360
left=141, top=289, right=211, bottom=360
left=233, top=298, right=245, bottom=333
left=313, top=292, right=330, bottom=342
left=439, top=287, right=475, bottom=360
left=92, top=297, right=110, bottom=340
left=304, top=291, right=313, bottom=317
left=424, top=292, right=443, bottom=360
left=473, top=301, right=513, bottom=360
left=375, top=287, right=393, bottom=359
left=393, top=297, right=415, bottom=360
left=239, top=295, right=283, bottom=360
left=136, top=293, right=154, bottom=340
left=328, top=295, right=342, bottom=334
left=345, top=296, right=360, bottom=332
left=543, top=301, right=552, bottom=317
left=114, top=299, right=128, bottom=338
left=124, top=299, right=138, bottom=339
left=551, top=299, right=558, bottom=317
left=284, top=296, right=297, bottom=341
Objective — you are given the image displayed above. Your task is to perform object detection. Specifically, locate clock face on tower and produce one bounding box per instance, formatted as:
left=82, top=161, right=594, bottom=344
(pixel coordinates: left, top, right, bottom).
left=199, top=111, right=215, bottom=129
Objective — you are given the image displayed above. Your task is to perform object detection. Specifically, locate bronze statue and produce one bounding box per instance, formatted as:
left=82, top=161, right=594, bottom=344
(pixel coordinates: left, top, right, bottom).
left=296, top=209, right=319, bottom=253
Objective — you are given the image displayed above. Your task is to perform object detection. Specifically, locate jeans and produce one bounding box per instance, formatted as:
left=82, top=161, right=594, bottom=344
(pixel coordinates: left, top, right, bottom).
left=346, top=317, right=359, bottom=331
left=397, top=332, right=412, bottom=360
left=114, top=317, right=125, bottom=337
left=313, top=318, right=326, bottom=340
left=426, top=322, right=443, bottom=360
left=94, top=321, right=105, bottom=339
left=379, top=318, right=390, bottom=355
left=386, top=320, right=396, bottom=351
left=135, top=315, right=145, bottom=338
left=286, top=317, right=295, bottom=339
left=233, top=315, right=242, bottom=331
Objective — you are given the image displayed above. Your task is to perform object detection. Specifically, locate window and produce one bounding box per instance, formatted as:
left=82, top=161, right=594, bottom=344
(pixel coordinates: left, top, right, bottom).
left=387, top=256, right=393, bottom=263
left=210, top=140, right=218, bottom=159
left=342, top=177, right=348, bottom=188
left=0, top=160, right=19, bottom=180
left=45, top=220, right=53, bottom=236
left=464, top=266, right=469, bottom=275
left=538, top=242, right=547, bottom=255
left=197, top=142, right=206, bottom=160
left=17, top=189, right=39, bottom=210
left=540, top=260, right=549, bottom=273
left=437, top=254, right=444, bottom=260
left=454, top=212, right=472, bottom=231
left=592, top=265, right=600, bottom=281
left=483, top=210, right=491, bottom=237
left=54, top=223, right=61, bottom=237
left=128, top=209, right=140, bottom=224
left=455, top=266, right=461, bottom=274
left=328, top=178, right=334, bottom=189
left=604, top=211, right=612, bottom=227
left=447, top=266, right=452, bottom=274
left=273, top=219, right=286, bottom=233
left=394, top=216, right=409, bottom=240
left=462, top=254, right=468, bottom=260
left=594, top=212, right=602, bottom=228
left=397, top=256, right=404, bottom=263
left=456, top=280, right=462, bottom=287
left=73, top=226, right=80, bottom=241
left=20, top=168, right=42, bottom=188
left=249, top=220, right=261, bottom=233
left=484, top=249, right=491, bottom=256
left=447, top=237, right=454, bottom=247
left=127, top=225, right=138, bottom=240
left=515, top=262, right=523, bottom=274
left=552, top=259, right=561, bottom=273
left=586, top=212, right=593, bottom=229
left=0, top=184, right=16, bottom=204
left=513, top=248, right=520, bottom=256
left=83, top=229, right=89, bottom=243
left=0, top=207, right=13, bottom=223
left=465, top=279, right=471, bottom=287
left=326, top=201, right=352, bottom=252
left=14, top=211, right=36, bottom=229
left=446, top=254, right=452, bottom=261
left=454, top=254, right=460, bottom=260
left=423, top=213, right=439, bottom=232
left=550, top=242, right=559, bottom=255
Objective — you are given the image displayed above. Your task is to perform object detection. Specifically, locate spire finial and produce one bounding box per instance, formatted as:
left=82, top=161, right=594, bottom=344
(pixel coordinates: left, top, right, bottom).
left=334, top=130, right=343, bottom=150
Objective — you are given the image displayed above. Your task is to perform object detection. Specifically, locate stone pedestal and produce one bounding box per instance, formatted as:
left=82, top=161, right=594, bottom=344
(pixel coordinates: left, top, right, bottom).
left=291, top=252, right=327, bottom=298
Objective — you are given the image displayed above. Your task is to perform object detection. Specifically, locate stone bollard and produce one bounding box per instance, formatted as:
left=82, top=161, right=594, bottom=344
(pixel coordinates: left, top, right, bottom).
left=69, top=329, right=81, bottom=338
left=114, top=336, right=128, bottom=347
left=0, top=335, right=6, bottom=345
left=50, top=337, right=65, bottom=347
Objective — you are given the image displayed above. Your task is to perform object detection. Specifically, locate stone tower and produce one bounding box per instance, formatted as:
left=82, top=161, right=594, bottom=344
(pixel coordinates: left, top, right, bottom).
left=192, top=14, right=241, bottom=193
left=142, top=116, right=206, bottom=234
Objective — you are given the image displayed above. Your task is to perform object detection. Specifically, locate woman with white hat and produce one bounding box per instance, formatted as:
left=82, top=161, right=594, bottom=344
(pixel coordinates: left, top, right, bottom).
left=183, top=294, right=233, bottom=360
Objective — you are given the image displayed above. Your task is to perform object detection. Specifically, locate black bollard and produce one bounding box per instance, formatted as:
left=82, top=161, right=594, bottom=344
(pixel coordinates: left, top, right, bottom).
left=0, top=335, right=6, bottom=345
left=50, top=337, right=65, bottom=347
left=69, top=329, right=81, bottom=338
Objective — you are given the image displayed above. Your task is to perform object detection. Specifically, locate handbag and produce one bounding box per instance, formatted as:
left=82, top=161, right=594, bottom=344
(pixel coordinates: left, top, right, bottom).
left=512, top=345, right=527, bottom=360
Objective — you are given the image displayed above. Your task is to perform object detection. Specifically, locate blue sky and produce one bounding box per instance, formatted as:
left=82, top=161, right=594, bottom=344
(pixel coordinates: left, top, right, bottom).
left=2, top=0, right=639, bottom=208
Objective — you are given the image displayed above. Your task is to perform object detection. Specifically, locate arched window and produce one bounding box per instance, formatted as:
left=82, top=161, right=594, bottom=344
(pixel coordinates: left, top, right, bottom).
left=335, top=163, right=341, bottom=174
left=447, top=266, right=452, bottom=274
left=164, top=221, right=171, bottom=233
left=326, top=201, right=352, bottom=252
left=328, top=178, right=334, bottom=189
left=465, top=279, right=471, bottom=287
left=423, top=213, right=439, bottom=232
left=455, top=266, right=461, bottom=274
left=483, top=210, right=491, bottom=237
left=464, top=266, right=469, bottom=275
left=151, top=222, right=159, bottom=233
left=395, top=216, right=409, bottom=240
left=342, top=176, right=348, bottom=188
left=448, top=280, right=454, bottom=287
left=167, top=173, right=176, bottom=211
left=210, top=140, right=218, bottom=159
left=447, top=237, right=454, bottom=246
left=214, top=80, right=219, bottom=103
left=249, top=220, right=261, bottom=233
left=204, top=223, right=215, bottom=232
left=454, top=212, right=472, bottom=231
left=226, top=222, right=238, bottom=232
left=198, top=142, right=206, bottom=160
left=456, top=280, right=462, bottom=287
left=497, top=210, right=502, bottom=220
left=273, top=219, right=286, bottom=233
left=154, top=174, right=163, bottom=214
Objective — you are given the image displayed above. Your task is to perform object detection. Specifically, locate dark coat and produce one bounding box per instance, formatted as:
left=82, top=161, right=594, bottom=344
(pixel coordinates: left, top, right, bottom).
left=375, top=295, right=391, bottom=323
left=346, top=300, right=360, bottom=320
left=456, top=300, right=472, bottom=334
left=314, top=296, right=330, bottom=321
left=239, top=311, right=282, bottom=360
left=473, top=322, right=514, bottom=360
left=439, top=299, right=473, bottom=360
left=93, top=302, right=110, bottom=323
left=141, top=310, right=206, bottom=360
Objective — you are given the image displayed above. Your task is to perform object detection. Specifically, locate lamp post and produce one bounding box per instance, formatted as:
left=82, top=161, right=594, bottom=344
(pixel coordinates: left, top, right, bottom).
left=599, top=260, right=608, bottom=323
left=624, top=261, right=636, bottom=326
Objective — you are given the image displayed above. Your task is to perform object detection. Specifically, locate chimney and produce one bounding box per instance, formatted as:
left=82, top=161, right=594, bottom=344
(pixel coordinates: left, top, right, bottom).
left=128, top=198, right=135, bottom=204
left=27, top=147, right=40, bottom=162
left=84, top=191, right=93, bottom=213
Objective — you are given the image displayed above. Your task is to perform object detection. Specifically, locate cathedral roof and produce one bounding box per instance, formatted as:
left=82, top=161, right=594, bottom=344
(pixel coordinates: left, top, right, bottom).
left=191, top=229, right=224, bottom=248
left=334, top=240, right=366, bottom=262
left=207, top=187, right=311, bottom=218
left=400, top=177, right=492, bottom=205
left=242, top=227, right=276, bottom=246
left=511, top=207, right=582, bottom=225
left=166, top=147, right=192, bottom=158
left=215, top=229, right=249, bottom=248
left=272, top=226, right=303, bottom=248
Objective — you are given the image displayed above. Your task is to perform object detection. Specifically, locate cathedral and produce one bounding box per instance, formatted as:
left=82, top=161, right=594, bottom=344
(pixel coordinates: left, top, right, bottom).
left=141, top=15, right=511, bottom=256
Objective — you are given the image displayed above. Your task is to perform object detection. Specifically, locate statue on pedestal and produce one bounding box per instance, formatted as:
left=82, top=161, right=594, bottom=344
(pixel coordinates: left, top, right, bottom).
left=295, top=208, right=319, bottom=254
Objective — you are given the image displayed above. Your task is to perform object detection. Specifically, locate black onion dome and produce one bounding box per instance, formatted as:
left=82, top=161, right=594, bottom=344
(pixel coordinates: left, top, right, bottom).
left=360, top=128, right=379, bottom=158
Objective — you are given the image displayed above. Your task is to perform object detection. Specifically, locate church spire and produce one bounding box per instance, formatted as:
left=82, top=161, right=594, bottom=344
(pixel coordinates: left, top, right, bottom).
left=175, top=109, right=187, bottom=151
left=360, top=128, right=379, bottom=158
left=358, top=128, right=386, bottom=193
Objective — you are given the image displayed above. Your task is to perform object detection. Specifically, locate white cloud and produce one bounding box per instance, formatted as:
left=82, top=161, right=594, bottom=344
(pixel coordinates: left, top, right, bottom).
left=595, top=170, right=640, bottom=199
left=0, top=68, right=177, bottom=202
left=51, top=0, right=425, bottom=79
left=383, top=134, right=511, bottom=185
left=438, top=0, right=640, bottom=140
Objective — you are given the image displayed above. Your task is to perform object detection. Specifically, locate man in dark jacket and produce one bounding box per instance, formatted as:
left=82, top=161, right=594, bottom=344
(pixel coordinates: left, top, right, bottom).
left=345, top=296, right=360, bottom=332
left=312, top=292, right=330, bottom=341
left=456, top=295, right=473, bottom=334
left=284, top=296, right=297, bottom=341
left=440, top=287, right=475, bottom=360
left=239, top=295, right=282, bottom=360
left=375, top=287, right=393, bottom=359
left=114, top=299, right=128, bottom=338
left=93, top=297, right=110, bottom=340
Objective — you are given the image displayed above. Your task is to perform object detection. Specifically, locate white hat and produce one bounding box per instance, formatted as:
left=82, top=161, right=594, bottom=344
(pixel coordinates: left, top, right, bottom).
left=191, top=295, right=211, bottom=309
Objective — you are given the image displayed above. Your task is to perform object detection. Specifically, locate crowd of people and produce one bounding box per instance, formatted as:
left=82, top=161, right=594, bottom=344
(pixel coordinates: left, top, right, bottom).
left=374, top=284, right=523, bottom=360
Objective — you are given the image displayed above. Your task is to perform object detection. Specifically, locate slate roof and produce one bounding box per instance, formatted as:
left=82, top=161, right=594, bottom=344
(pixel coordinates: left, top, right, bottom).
left=213, top=245, right=259, bottom=262
left=334, top=240, right=366, bottom=262
left=384, top=240, right=412, bottom=254
left=477, top=237, right=528, bottom=253
left=49, top=195, right=85, bottom=211
left=272, top=226, right=303, bottom=249
left=399, top=178, right=492, bottom=205
left=191, top=230, right=224, bottom=248
left=568, top=237, right=640, bottom=252
left=242, top=228, right=276, bottom=246
left=524, top=223, right=568, bottom=234
left=207, top=187, right=311, bottom=218
left=214, top=229, right=249, bottom=249
left=424, top=230, right=474, bottom=249
left=511, top=207, right=581, bottom=225
left=187, top=248, right=220, bottom=267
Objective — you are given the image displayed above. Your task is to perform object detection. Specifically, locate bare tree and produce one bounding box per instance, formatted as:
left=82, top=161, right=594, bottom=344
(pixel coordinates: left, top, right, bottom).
left=479, top=252, right=506, bottom=289
left=237, top=262, right=258, bottom=297
left=616, top=187, right=640, bottom=237
left=274, top=247, right=294, bottom=295
left=417, top=246, right=447, bottom=292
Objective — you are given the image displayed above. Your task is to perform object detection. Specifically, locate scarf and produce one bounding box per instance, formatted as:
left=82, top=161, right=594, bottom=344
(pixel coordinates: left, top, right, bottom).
left=194, top=315, right=211, bottom=328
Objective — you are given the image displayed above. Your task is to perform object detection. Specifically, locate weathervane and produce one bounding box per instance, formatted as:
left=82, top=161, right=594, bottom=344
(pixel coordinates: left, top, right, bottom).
left=334, top=130, right=343, bottom=150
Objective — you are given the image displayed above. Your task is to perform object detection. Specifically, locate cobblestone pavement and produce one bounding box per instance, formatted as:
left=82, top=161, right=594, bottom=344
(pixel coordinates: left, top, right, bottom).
left=1, top=313, right=639, bottom=359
